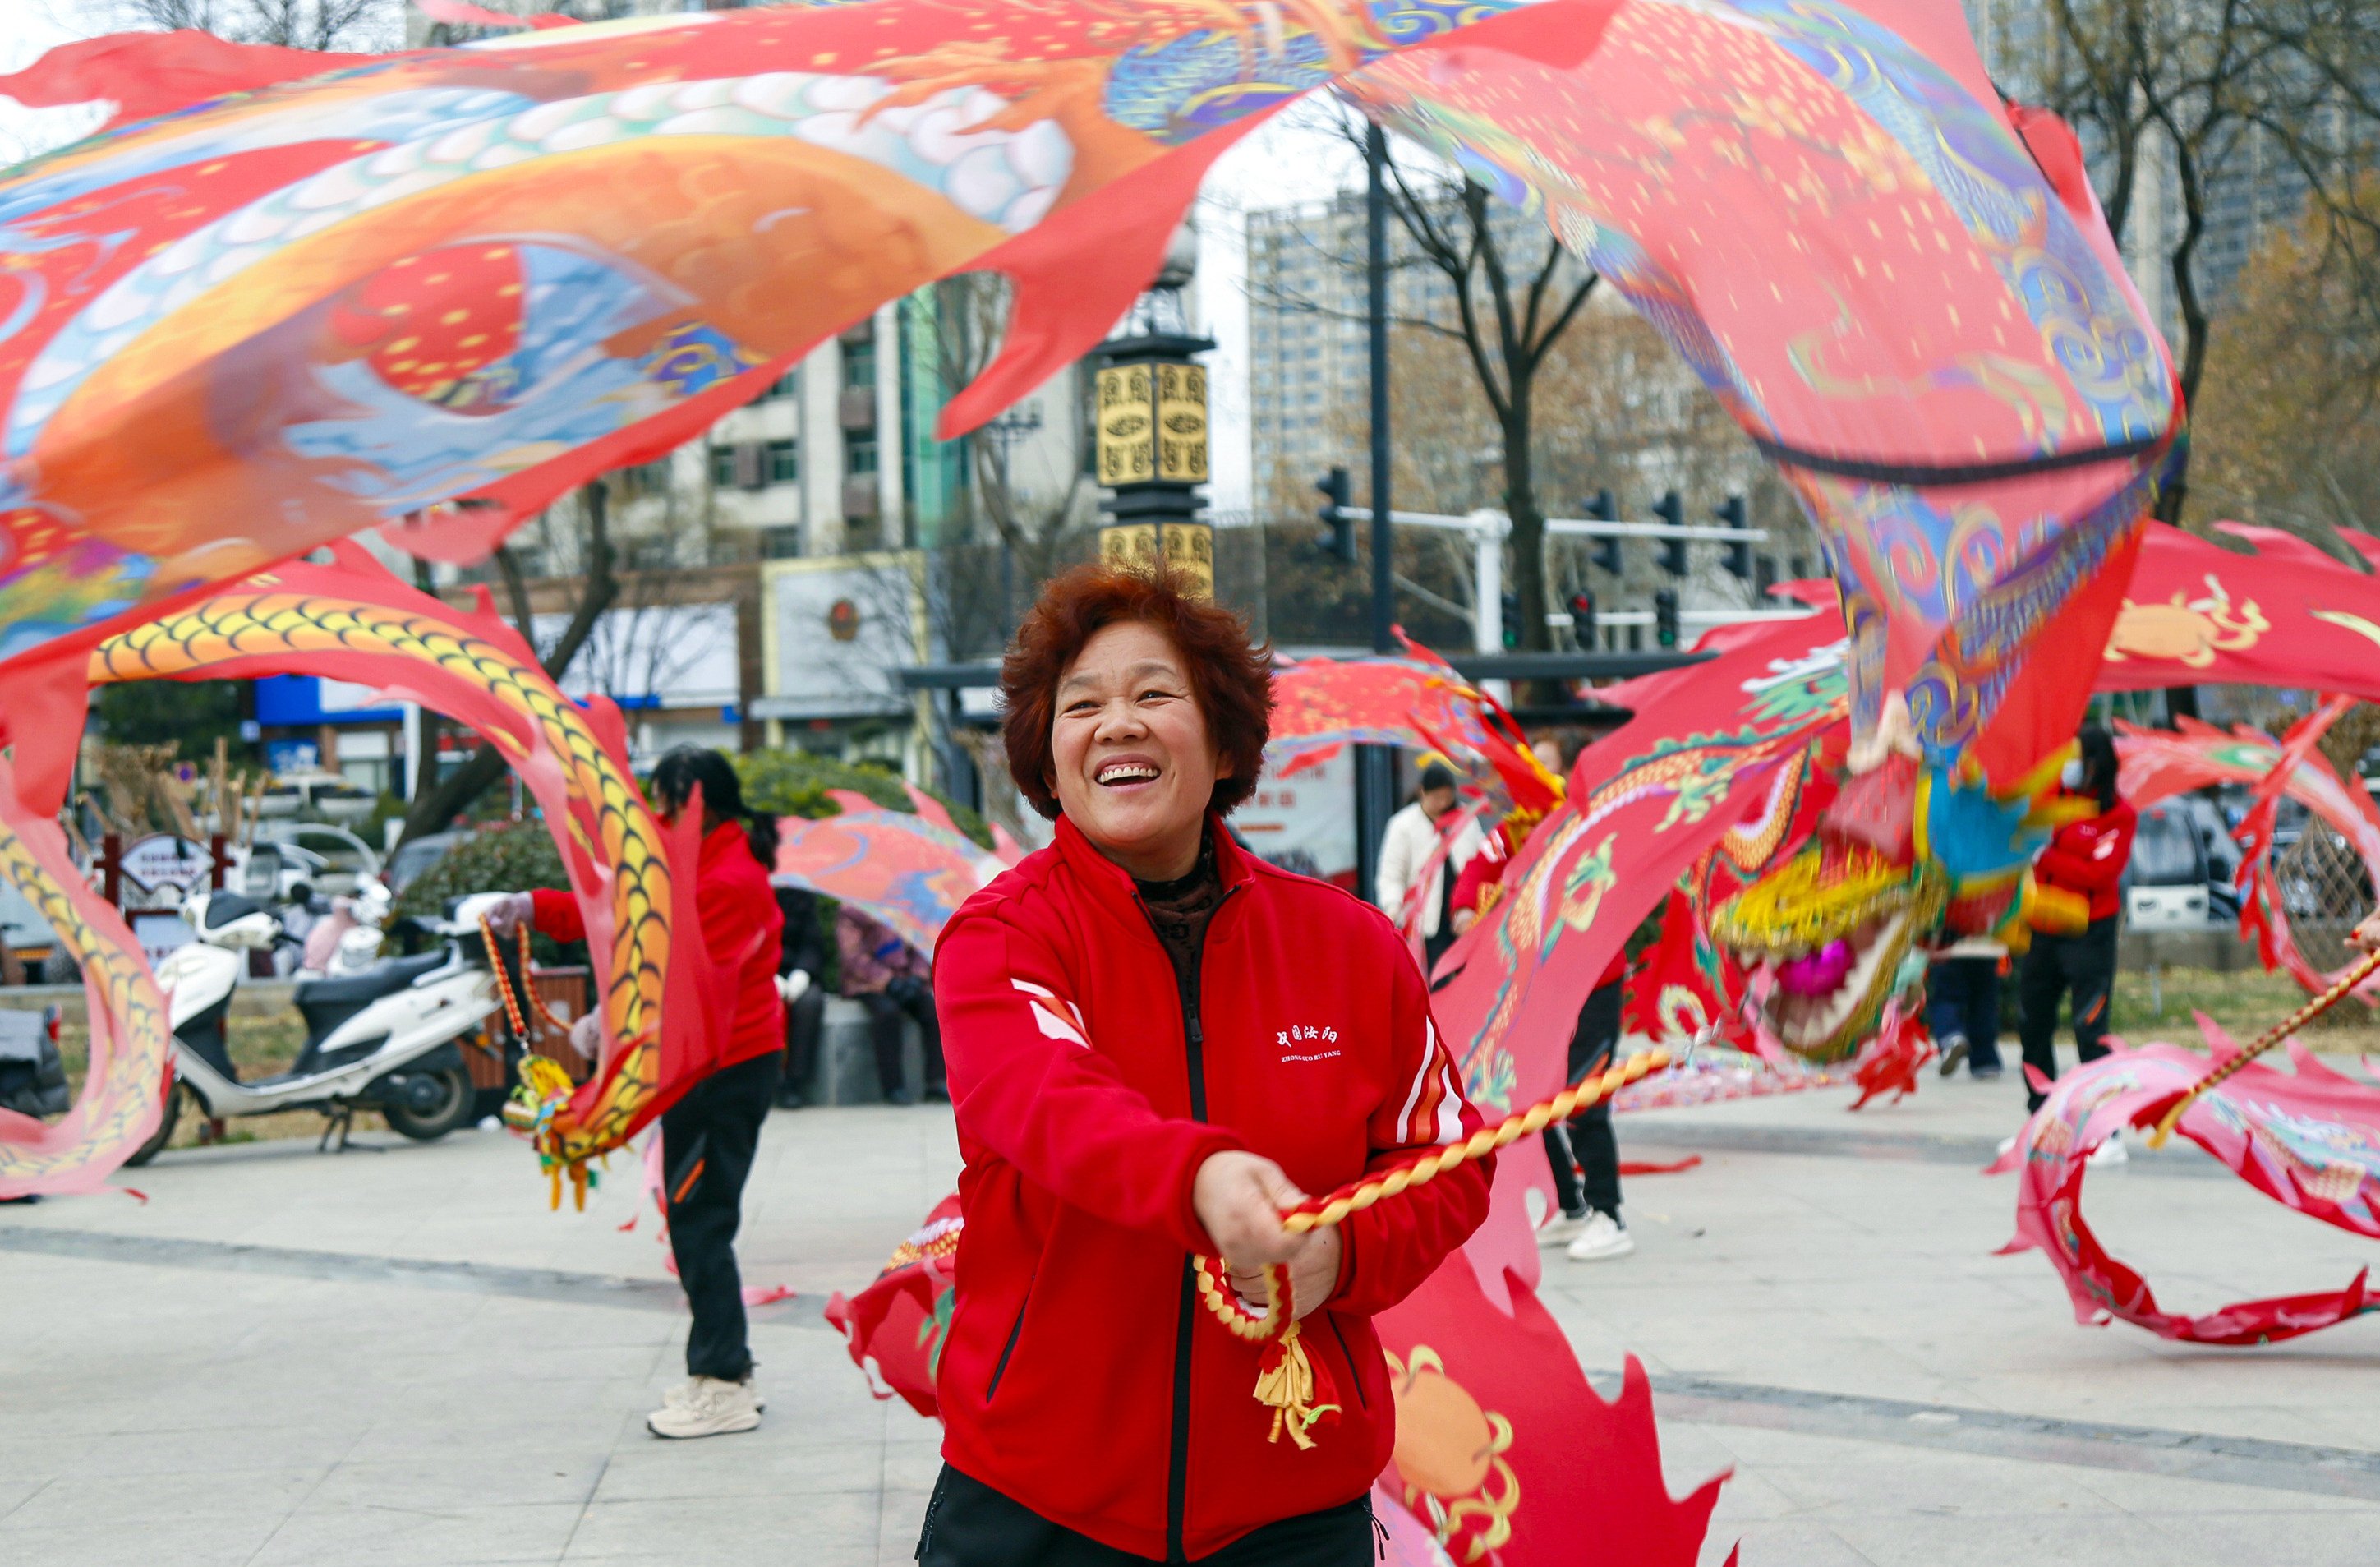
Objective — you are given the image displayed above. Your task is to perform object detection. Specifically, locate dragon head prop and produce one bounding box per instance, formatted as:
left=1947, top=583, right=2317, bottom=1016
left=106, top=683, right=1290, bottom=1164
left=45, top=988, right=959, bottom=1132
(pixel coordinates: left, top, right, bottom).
left=1710, top=729, right=2085, bottom=1062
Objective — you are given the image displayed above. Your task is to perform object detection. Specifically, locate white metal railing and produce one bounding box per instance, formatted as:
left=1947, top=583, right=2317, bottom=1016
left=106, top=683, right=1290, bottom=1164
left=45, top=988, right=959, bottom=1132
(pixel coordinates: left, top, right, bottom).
left=1321, top=504, right=1803, bottom=650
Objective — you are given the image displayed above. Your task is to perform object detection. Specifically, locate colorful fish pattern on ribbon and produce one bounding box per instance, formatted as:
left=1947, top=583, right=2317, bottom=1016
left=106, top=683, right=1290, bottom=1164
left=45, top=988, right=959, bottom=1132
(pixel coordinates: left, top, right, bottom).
left=0, top=0, right=1583, bottom=693
left=2, top=0, right=2170, bottom=794
left=1343, top=2, right=2174, bottom=782
left=772, top=805, right=1005, bottom=956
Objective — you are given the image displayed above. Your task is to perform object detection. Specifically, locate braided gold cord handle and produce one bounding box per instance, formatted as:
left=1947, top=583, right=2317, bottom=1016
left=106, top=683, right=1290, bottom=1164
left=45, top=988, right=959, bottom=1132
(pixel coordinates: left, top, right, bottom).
left=1282, top=1046, right=1673, bottom=1235
left=1196, top=1047, right=1675, bottom=1341
left=1196, top=1255, right=1292, bottom=1342
left=2146, top=944, right=2380, bottom=1149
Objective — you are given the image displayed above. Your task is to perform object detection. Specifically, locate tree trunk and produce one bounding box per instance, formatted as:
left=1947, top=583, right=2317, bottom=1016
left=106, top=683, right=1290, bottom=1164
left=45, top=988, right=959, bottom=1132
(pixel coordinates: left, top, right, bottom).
left=2152, top=124, right=2208, bottom=720
left=396, top=482, right=619, bottom=846
left=1504, top=399, right=1549, bottom=655
left=2152, top=187, right=2210, bottom=528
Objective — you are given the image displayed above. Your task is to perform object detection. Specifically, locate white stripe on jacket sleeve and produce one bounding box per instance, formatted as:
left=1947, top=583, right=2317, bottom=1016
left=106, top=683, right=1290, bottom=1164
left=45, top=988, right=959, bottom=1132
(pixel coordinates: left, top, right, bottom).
left=1392, top=1019, right=1439, bottom=1143
left=1431, top=1058, right=1465, bottom=1146
left=1010, top=978, right=1089, bottom=1048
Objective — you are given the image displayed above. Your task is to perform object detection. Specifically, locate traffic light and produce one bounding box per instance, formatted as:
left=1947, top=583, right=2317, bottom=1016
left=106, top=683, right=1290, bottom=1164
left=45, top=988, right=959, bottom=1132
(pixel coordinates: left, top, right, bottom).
left=1653, top=588, right=1680, bottom=648
left=1586, top=491, right=1622, bottom=575
left=1315, top=467, right=1355, bottom=562
left=1653, top=490, right=1687, bottom=577
left=1715, top=494, right=1751, bottom=579
left=1567, top=588, right=1596, bottom=649
left=1500, top=591, right=1521, bottom=650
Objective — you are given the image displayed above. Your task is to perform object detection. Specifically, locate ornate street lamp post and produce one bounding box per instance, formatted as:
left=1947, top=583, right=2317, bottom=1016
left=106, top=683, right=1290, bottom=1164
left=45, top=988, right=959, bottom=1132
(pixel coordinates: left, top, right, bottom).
left=1092, top=225, right=1216, bottom=599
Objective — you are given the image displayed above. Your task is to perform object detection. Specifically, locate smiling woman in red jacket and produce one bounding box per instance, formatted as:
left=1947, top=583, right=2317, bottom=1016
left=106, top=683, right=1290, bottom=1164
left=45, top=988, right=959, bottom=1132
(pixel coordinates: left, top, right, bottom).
left=918, top=566, right=1491, bottom=1566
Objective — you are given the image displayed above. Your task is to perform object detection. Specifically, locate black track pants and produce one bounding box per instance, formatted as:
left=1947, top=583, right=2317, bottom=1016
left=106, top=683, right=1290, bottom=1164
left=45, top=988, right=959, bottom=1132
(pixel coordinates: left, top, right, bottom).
left=660, top=1049, right=780, bottom=1380
left=781, top=982, right=826, bottom=1100
left=1543, top=980, right=1623, bottom=1220
left=2017, top=916, right=2119, bottom=1112
left=864, top=979, right=946, bottom=1098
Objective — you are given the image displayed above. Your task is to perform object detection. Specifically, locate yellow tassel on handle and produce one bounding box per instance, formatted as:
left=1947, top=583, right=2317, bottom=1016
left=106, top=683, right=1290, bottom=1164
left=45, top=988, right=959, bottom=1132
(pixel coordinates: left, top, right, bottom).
left=1251, top=1322, right=1337, bottom=1449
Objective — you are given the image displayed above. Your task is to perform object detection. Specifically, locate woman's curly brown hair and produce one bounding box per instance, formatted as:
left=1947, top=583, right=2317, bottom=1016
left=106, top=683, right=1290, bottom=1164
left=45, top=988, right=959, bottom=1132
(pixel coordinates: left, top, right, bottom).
left=1002, top=565, right=1273, bottom=822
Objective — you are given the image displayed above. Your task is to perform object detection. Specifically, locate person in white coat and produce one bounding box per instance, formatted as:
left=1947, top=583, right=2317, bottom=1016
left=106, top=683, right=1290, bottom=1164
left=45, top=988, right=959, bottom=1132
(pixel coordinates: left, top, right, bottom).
left=1375, top=758, right=1485, bottom=970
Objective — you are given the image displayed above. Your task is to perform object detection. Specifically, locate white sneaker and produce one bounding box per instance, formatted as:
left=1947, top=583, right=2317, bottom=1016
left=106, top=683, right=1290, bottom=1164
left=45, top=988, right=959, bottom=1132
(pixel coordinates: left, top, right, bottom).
left=661, top=1375, right=765, bottom=1414
left=1565, top=1210, right=1635, bottom=1261
left=1536, top=1211, right=1591, bottom=1248
left=647, top=1376, right=762, bottom=1439
left=2088, top=1133, right=2129, bottom=1168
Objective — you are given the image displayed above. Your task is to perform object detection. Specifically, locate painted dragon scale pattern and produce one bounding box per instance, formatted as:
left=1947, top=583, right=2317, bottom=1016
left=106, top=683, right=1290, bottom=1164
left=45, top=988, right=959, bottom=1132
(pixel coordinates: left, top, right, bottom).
left=0, top=781, right=169, bottom=1191
left=93, top=584, right=673, bottom=1168
left=0, top=569, right=686, bottom=1191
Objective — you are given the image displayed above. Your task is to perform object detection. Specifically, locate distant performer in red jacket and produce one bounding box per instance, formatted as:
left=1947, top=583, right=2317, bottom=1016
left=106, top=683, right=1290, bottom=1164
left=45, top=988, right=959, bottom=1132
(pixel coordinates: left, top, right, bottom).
left=918, top=566, right=1492, bottom=1566
left=464, top=746, right=785, bottom=1440
left=2017, top=725, right=2136, bottom=1117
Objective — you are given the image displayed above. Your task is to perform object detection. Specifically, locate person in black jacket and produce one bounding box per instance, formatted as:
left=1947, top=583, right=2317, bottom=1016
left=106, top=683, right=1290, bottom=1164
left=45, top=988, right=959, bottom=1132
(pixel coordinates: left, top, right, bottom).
left=775, top=887, right=828, bottom=1108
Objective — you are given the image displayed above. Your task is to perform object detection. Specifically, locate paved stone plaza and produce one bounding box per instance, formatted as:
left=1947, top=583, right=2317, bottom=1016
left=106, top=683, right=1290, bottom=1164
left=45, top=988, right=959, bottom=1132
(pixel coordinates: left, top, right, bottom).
left=5, top=1053, right=2379, bottom=1565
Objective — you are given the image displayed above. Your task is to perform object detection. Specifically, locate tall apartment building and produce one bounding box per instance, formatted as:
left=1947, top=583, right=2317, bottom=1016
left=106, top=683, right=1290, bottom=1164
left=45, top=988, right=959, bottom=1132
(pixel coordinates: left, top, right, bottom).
left=1245, top=192, right=1462, bottom=518
left=1963, top=0, right=2308, bottom=322
left=1243, top=190, right=1798, bottom=650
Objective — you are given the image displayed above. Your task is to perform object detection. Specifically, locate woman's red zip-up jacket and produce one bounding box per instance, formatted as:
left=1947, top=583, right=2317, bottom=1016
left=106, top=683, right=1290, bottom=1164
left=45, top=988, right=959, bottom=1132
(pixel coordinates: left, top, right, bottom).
left=930, top=815, right=1491, bottom=1560
left=2033, top=797, right=2138, bottom=924
left=530, top=819, right=785, bottom=1070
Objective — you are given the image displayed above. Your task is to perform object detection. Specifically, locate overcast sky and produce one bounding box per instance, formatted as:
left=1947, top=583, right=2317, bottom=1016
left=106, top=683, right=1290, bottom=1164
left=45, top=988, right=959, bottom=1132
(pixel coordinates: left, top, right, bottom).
left=1193, top=105, right=1369, bottom=516
left=0, top=7, right=102, bottom=165
left=0, top=18, right=1362, bottom=516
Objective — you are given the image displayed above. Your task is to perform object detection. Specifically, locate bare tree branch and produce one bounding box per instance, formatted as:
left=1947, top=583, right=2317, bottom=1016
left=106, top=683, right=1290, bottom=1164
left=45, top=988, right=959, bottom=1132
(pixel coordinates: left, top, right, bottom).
left=1289, top=121, right=1605, bottom=657
left=105, top=0, right=400, bottom=50
left=398, top=483, right=617, bottom=846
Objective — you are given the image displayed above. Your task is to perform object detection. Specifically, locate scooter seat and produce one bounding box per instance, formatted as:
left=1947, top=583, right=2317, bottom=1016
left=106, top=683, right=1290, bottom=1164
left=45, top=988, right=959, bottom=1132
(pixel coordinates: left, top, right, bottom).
left=292, top=951, right=453, bottom=1055
left=292, top=951, right=448, bottom=1009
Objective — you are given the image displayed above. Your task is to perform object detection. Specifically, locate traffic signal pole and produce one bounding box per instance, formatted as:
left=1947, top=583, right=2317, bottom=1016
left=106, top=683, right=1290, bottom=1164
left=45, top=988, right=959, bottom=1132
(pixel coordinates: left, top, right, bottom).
left=1365, top=123, right=1393, bottom=657
left=1356, top=122, right=1397, bottom=914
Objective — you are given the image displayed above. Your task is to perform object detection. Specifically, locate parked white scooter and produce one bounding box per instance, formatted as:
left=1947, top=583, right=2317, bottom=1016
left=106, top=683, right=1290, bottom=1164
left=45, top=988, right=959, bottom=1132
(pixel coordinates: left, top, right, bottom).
left=127, top=889, right=504, bottom=1164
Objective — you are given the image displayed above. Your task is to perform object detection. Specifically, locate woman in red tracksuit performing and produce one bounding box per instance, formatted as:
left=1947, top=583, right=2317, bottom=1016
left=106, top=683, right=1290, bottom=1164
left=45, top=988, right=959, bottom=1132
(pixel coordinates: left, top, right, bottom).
left=2016, top=726, right=2136, bottom=1118
left=918, top=566, right=1493, bottom=1565
left=464, top=746, right=784, bottom=1439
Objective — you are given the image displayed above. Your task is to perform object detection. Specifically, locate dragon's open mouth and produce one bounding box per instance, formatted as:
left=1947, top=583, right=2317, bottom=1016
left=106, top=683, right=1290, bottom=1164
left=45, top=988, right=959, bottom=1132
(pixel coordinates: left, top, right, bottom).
left=1744, top=908, right=1916, bottom=1057
left=1710, top=843, right=1945, bottom=1061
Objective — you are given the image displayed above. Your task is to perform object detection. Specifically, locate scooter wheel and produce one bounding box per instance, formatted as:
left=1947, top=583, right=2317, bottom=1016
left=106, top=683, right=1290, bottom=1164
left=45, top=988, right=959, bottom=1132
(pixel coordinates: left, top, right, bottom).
left=122, top=1081, right=186, bottom=1168
left=381, top=1064, right=476, bottom=1142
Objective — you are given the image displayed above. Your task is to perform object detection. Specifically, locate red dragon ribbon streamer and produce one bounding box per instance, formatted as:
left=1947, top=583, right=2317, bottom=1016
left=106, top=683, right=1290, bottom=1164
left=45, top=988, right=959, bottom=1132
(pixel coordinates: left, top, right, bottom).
left=0, top=548, right=726, bottom=1196
left=1996, top=1021, right=2380, bottom=1344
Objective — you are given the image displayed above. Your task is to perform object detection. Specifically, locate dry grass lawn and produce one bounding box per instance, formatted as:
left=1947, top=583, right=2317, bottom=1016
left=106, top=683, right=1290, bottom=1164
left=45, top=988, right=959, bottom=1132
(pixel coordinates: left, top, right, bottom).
left=2106, top=962, right=2380, bottom=1058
